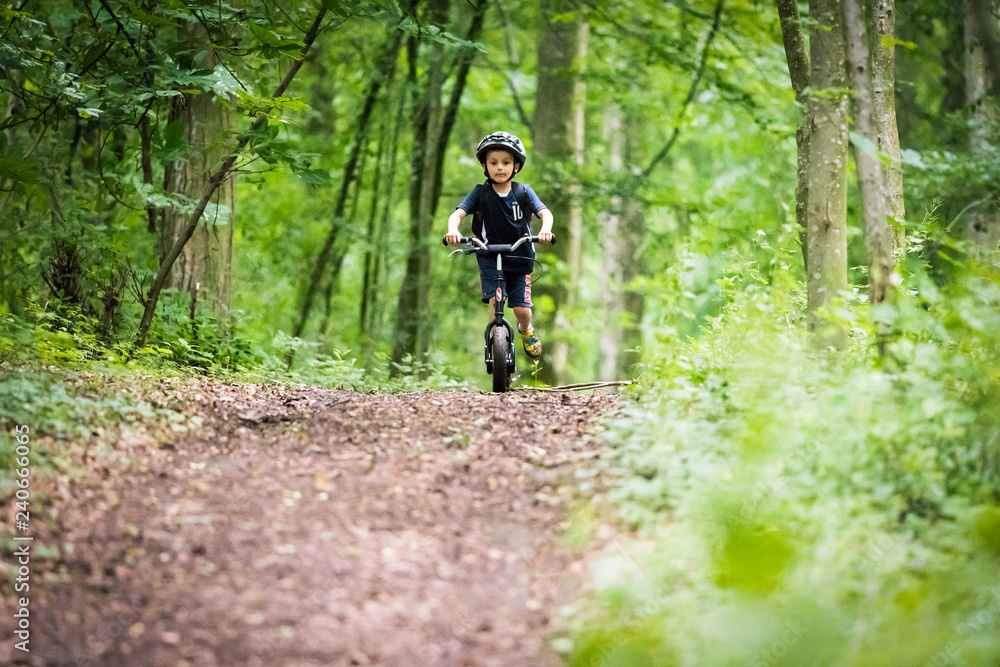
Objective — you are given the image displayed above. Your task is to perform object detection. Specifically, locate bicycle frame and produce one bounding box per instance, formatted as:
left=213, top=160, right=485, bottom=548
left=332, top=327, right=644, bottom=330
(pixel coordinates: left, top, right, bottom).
left=445, top=234, right=554, bottom=385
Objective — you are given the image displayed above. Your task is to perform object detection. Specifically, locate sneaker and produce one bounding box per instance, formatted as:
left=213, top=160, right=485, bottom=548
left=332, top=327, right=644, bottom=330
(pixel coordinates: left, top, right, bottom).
left=519, top=327, right=542, bottom=359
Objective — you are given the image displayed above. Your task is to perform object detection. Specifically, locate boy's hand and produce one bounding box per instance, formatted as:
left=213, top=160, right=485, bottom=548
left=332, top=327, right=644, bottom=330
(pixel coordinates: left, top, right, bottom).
left=445, top=210, right=465, bottom=246
left=538, top=209, right=554, bottom=244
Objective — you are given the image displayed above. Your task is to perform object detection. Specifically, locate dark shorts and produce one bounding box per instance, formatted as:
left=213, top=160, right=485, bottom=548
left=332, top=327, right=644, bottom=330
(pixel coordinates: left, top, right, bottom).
left=476, top=255, right=533, bottom=307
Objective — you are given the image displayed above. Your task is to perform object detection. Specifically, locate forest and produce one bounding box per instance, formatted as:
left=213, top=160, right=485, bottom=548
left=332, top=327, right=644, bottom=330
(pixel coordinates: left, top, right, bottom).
left=1, top=0, right=1000, bottom=664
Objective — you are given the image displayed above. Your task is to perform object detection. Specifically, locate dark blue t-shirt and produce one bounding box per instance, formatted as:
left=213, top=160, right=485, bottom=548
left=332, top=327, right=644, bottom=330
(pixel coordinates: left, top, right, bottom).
left=457, top=182, right=547, bottom=274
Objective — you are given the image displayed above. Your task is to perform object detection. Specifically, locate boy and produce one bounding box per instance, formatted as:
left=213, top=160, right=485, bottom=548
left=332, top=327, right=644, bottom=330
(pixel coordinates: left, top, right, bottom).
left=445, top=131, right=554, bottom=358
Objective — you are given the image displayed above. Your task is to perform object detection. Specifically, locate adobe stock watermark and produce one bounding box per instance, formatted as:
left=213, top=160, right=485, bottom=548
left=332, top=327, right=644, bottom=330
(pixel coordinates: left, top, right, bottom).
left=10, top=424, right=34, bottom=654
left=748, top=620, right=807, bottom=667
left=847, top=526, right=899, bottom=573
left=927, top=587, right=1000, bottom=667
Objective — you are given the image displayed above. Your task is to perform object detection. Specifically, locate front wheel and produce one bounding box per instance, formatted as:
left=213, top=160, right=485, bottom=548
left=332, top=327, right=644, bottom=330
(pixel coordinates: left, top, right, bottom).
left=491, top=326, right=511, bottom=393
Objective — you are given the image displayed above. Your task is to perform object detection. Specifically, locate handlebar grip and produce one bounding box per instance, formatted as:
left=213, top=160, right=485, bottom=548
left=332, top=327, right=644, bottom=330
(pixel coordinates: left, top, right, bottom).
left=444, top=235, right=555, bottom=247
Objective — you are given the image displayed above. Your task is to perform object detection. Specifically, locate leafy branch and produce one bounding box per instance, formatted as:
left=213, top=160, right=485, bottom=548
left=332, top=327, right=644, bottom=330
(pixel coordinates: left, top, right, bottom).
left=641, top=0, right=725, bottom=179
left=132, top=5, right=329, bottom=350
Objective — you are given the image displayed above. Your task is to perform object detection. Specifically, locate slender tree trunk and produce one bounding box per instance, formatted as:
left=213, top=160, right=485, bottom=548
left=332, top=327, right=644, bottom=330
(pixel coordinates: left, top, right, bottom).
left=776, top=0, right=812, bottom=268
left=139, top=11, right=158, bottom=236
left=140, top=113, right=157, bottom=234
left=844, top=0, right=894, bottom=311
left=806, top=0, right=850, bottom=348
left=288, top=25, right=402, bottom=357
left=964, top=0, right=1000, bottom=247
left=619, top=193, right=645, bottom=375
left=391, top=0, right=449, bottom=369
left=969, top=0, right=1000, bottom=95
left=360, top=113, right=391, bottom=340
left=319, top=140, right=376, bottom=348
left=552, top=20, right=588, bottom=377
left=618, top=106, right=646, bottom=377
left=432, top=0, right=487, bottom=211
left=531, top=0, right=581, bottom=385
left=966, top=0, right=999, bottom=152
left=597, top=103, right=645, bottom=381
left=598, top=104, right=625, bottom=381
left=369, top=84, right=404, bottom=350
left=869, top=0, right=905, bottom=241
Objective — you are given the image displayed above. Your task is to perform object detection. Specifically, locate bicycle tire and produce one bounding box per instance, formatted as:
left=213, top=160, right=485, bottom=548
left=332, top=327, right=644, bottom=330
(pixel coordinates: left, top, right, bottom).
left=491, top=326, right=511, bottom=393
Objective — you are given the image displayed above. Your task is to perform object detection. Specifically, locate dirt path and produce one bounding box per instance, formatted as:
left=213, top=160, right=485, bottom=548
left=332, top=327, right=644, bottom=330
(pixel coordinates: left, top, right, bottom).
left=2, top=383, right=616, bottom=666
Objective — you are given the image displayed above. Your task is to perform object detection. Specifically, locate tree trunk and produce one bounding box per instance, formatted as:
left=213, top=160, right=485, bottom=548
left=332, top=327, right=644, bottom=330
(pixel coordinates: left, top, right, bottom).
left=619, top=197, right=645, bottom=374
left=869, top=0, right=905, bottom=240
left=367, top=85, right=404, bottom=354
left=598, top=105, right=625, bottom=382
left=360, top=113, right=391, bottom=340
left=619, top=105, right=647, bottom=378
left=551, top=20, right=589, bottom=377
left=289, top=25, right=403, bottom=357
left=597, top=103, right=645, bottom=381
left=844, top=0, right=894, bottom=310
left=806, top=0, right=850, bottom=348
left=391, top=0, right=449, bottom=369
left=969, top=0, right=1000, bottom=95
left=964, top=0, right=1000, bottom=247
left=160, top=75, right=235, bottom=313
left=776, top=0, right=812, bottom=268
left=531, top=0, right=581, bottom=385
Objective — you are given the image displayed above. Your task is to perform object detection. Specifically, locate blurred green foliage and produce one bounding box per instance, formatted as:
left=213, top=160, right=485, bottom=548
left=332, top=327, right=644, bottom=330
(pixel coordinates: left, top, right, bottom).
left=561, top=238, right=1000, bottom=666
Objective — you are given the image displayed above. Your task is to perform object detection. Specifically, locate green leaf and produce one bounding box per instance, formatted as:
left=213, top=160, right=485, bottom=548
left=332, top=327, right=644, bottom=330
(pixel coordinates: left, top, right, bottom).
left=849, top=131, right=881, bottom=162
left=713, top=522, right=795, bottom=595
left=871, top=302, right=898, bottom=326
left=293, top=167, right=331, bottom=189
left=398, top=17, right=486, bottom=52
left=900, top=149, right=926, bottom=169
left=129, top=7, right=180, bottom=29
left=77, top=107, right=102, bottom=118
left=155, top=120, right=189, bottom=164
left=320, top=0, right=351, bottom=18
left=0, top=156, right=39, bottom=184
left=881, top=35, right=917, bottom=50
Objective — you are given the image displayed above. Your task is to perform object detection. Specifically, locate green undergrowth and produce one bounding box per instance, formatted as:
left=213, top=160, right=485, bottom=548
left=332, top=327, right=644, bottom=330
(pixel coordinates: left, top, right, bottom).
left=563, top=251, right=1000, bottom=666
left=0, top=369, right=204, bottom=495
left=0, top=289, right=470, bottom=393
left=0, top=302, right=469, bottom=490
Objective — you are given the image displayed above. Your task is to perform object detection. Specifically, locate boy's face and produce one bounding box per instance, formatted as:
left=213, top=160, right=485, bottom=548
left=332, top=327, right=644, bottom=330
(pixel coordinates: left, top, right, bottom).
left=482, top=149, right=519, bottom=183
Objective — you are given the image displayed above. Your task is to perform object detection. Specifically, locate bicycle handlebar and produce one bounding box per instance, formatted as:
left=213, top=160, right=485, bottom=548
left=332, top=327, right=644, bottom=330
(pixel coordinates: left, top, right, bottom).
left=443, top=234, right=556, bottom=253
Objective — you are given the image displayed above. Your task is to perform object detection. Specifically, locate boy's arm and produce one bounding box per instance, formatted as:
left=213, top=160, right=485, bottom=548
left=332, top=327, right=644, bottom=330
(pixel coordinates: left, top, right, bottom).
left=445, top=209, right=467, bottom=246
left=524, top=185, right=554, bottom=244
left=537, top=208, right=554, bottom=244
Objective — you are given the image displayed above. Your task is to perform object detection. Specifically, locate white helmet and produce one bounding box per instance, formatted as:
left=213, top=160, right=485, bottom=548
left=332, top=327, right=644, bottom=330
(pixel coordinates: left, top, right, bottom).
left=476, top=131, right=526, bottom=168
